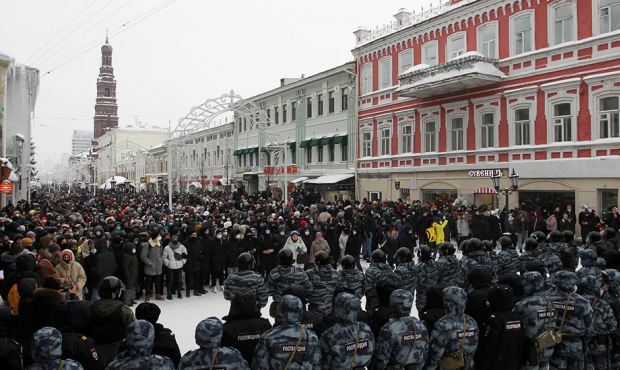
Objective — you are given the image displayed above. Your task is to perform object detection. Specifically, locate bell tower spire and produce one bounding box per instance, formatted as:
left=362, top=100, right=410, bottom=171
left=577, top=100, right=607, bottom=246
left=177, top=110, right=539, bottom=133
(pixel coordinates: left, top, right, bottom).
left=93, top=36, right=118, bottom=138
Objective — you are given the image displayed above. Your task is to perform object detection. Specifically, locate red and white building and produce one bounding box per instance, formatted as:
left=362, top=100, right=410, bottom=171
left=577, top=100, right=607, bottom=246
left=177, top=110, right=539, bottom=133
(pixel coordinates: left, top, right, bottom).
left=352, top=0, right=620, bottom=212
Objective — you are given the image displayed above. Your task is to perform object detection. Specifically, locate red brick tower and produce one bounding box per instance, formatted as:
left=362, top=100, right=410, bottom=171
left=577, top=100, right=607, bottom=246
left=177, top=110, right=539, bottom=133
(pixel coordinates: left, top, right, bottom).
left=93, top=36, right=118, bottom=138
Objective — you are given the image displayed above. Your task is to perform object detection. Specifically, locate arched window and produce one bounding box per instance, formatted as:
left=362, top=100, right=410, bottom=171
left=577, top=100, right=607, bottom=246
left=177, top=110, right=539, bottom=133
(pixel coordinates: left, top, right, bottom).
left=104, top=87, right=110, bottom=97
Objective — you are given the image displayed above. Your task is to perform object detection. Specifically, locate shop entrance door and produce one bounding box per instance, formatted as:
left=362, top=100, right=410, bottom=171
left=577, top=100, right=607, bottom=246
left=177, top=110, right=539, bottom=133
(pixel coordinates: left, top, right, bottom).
left=518, top=190, right=575, bottom=213
left=599, top=189, right=618, bottom=213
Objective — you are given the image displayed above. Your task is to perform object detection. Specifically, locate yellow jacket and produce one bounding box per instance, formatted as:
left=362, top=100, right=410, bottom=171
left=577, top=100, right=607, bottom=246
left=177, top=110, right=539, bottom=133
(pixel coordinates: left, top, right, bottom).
left=433, top=220, right=449, bottom=244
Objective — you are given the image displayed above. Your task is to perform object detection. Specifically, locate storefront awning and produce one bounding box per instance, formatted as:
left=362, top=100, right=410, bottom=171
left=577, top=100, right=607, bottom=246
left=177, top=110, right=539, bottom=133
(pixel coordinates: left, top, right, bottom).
left=289, top=176, right=308, bottom=184
left=333, top=135, right=348, bottom=144
left=305, top=174, right=354, bottom=185
left=474, top=187, right=497, bottom=194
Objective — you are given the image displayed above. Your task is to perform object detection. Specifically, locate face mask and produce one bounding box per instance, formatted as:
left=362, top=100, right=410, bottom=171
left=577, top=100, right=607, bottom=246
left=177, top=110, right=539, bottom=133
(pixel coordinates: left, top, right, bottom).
left=280, top=231, right=285, bottom=236
left=223, top=232, right=228, bottom=237
left=305, top=231, right=310, bottom=236
left=132, top=248, right=136, bottom=253
left=216, top=234, right=222, bottom=239
left=310, top=220, right=315, bottom=224
left=91, top=248, right=97, bottom=255
left=235, top=234, right=241, bottom=239
left=265, top=230, right=271, bottom=235
left=63, top=258, right=71, bottom=263
left=352, top=231, right=357, bottom=235
left=157, top=235, right=162, bottom=241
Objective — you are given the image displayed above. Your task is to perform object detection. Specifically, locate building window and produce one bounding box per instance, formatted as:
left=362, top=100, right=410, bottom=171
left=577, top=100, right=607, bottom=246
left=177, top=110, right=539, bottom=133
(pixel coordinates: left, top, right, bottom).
left=328, top=144, right=335, bottom=162
left=341, top=88, right=348, bottom=110
left=599, top=96, right=620, bottom=138
left=401, top=124, right=412, bottom=153
left=398, top=50, right=413, bottom=74
left=514, top=108, right=531, bottom=145
left=424, top=121, right=437, bottom=152
left=266, top=108, right=271, bottom=126
left=422, top=42, right=438, bottom=65
left=306, top=147, right=312, bottom=163
left=481, top=113, right=495, bottom=148
left=328, top=91, right=335, bottom=113
left=368, top=191, right=382, bottom=202
left=249, top=153, right=254, bottom=166
left=447, top=33, right=466, bottom=60
left=104, top=87, right=110, bottom=97
left=477, top=23, right=497, bottom=58
left=318, top=94, right=324, bottom=115
left=307, top=98, right=312, bottom=118
left=282, top=104, right=287, bottom=123
left=361, top=64, right=372, bottom=95
left=380, top=126, right=391, bottom=155
left=553, top=103, right=573, bottom=142
left=600, top=0, right=620, bottom=33
left=274, top=107, right=279, bottom=124
left=513, top=14, right=532, bottom=55
left=362, top=131, right=372, bottom=157
left=238, top=119, right=242, bottom=132
left=243, top=154, right=247, bottom=167
left=291, top=102, right=297, bottom=121
left=553, top=3, right=574, bottom=45
left=379, top=57, right=392, bottom=89
left=451, top=117, right=464, bottom=151
left=341, top=142, right=348, bottom=161
left=317, top=145, right=324, bottom=162
left=291, top=146, right=296, bottom=164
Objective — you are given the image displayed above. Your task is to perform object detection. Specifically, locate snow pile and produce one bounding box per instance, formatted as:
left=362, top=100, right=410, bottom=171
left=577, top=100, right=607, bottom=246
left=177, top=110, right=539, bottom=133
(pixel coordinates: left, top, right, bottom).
left=450, top=51, right=486, bottom=61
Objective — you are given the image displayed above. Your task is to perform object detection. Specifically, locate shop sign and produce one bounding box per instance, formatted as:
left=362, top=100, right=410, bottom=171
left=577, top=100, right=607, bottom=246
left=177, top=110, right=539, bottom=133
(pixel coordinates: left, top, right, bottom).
left=0, top=180, right=13, bottom=194
left=394, top=180, right=400, bottom=190
left=263, top=165, right=298, bottom=175
left=468, top=169, right=503, bottom=178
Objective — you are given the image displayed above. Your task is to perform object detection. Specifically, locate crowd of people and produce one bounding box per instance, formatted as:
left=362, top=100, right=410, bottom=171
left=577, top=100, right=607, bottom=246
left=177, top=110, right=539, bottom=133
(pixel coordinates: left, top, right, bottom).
left=0, top=186, right=620, bottom=369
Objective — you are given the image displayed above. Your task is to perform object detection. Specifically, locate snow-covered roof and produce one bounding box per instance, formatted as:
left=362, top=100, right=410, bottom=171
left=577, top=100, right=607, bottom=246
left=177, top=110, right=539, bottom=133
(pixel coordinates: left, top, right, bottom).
left=289, top=176, right=308, bottom=184
left=305, top=174, right=354, bottom=184
left=400, top=63, right=430, bottom=76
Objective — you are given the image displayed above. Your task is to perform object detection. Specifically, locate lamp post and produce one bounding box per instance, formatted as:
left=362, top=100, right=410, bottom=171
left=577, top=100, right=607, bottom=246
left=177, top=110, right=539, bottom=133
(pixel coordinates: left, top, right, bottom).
left=110, top=177, right=117, bottom=191
left=491, top=169, right=519, bottom=231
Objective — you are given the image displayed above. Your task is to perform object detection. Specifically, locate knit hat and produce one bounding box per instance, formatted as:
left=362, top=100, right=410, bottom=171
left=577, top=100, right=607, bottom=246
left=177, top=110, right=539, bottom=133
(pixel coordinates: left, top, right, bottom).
left=48, top=243, right=61, bottom=254
left=36, top=259, right=57, bottom=281
left=135, top=302, right=161, bottom=324
left=21, top=238, right=33, bottom=248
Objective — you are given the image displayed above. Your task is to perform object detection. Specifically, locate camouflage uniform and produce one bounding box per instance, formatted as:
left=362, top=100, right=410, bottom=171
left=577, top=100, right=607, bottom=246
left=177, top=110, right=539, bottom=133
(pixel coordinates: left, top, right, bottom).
left=267, top=265, right=314, bottom=312
left=436, top=254, right=464, bottom=288
left=514, top=272, right=557, bottom=370
left=253, top=295, right=321, bottom=369
left=427, top=287, right=478, bottom=369
left=579, top=275, right=617, bottom=370
left=26, top=327, right=84, bottom=370
left=306, top=265, right=344, bottom=318
left=519, top=249, right=539, bottom=273
left=393, top=261, right=418, bottom=298
left=364, top=263, right=396, bottom=312
left=602, top=269, right=620, bottom=369
left=339, top=268, right=365, bottom=299
left=415, top=259, right=438, bottom=312
left=319, top=293, right=374, bottom=370
left=179, top=317, right=249, bottom=370
left=497, top=248, right=522, bottom=276
left=464, top=251, right=495, bottom=281
left=540, top=245, right=563, bottom=274
left=372, top=289, right=429, bottom=370
left=224, top=270, right=270, bottom=308
left=577, top=249, right=602, bottom=284
left=459, top=255, right=479, bottom=292
left=547, top=271, right=593, bottom=370
left=106, top=320, right=175, bottom=370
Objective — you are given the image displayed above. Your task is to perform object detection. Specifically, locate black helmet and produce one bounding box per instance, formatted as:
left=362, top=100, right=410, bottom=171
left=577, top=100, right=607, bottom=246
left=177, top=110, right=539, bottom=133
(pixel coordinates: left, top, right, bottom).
left=282, top=284, right=307, bottom=304
left=439, top=242, right=455, bottom=256
left=531, top=231, right=546, bottom=243
left=315, top=251, right=330, bottom=266
left=562, top=230, right=574, bottom=243
left=341, top=255, right=355, bottom=269
left=498, top=236, right=513, bottom=249
left=98, top=276, right=125, bottom=300
left=587, top=231, right=602, bottom=245
left=459, top=239, right=470, bottom=255
left=237, top=252, right=255, bottom=270
left=602, top=227, right=617, bottom=241
left=481, top=240, right=495, bottom=252
left=523, top=238, right=538, bottom=251
left=371, top=249, right=386, bottom=263
left=278, top=248, right=294, bottom=265
left=418, top=245, right=432, bottom=261
left=394, top=247, right=413, bottom=264
left=468, top=238, right=482, bottom=252
left=548, top=230, right=563, bottom=242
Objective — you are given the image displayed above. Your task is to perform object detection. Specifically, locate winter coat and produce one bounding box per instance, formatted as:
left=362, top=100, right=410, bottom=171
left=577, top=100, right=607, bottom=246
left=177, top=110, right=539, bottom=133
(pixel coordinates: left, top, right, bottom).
left=283, top=237, right=307, bottom=263
left=257, top=235, right=278, bottom=268
left=89, top=298, right=135, bottom=366
left=55, top=250, right=87, bottom=300
left=32, top=287, right=65, bottom=333
left=27, top=327, right=84, bottom=370
left=344, top=233, right=362, bottom=257
left=162, top=242, right=187, bottom=270
left=209, top=238, right=226, bottom=272
left=105, top=320, right=175, bottom=370
left=140, top=239, right=164, bottom=276
left=308, top=238, right=330, bottom=266
left=183, top=236, right=202, bottom=273
left=122, top=245, right=139, bottom=290
left=225, top=236, right=240, bottom=268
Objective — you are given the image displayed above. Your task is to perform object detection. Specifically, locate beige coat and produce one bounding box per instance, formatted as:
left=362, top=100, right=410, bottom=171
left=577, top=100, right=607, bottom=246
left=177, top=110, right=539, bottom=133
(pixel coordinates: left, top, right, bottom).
left=55, top=249, right=87, bottom=300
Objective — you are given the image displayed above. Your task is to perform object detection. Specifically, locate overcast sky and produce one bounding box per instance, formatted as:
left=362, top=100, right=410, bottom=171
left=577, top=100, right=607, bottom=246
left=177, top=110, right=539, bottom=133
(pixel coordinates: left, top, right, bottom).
left=1, top=0, right=433, bottom=166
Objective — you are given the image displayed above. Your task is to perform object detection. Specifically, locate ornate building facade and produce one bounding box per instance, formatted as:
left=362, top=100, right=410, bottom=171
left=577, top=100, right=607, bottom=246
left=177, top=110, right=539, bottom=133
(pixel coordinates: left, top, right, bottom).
left=352, top=0, right=620, bottom=214
left=93, top=37, right=118, bottom=138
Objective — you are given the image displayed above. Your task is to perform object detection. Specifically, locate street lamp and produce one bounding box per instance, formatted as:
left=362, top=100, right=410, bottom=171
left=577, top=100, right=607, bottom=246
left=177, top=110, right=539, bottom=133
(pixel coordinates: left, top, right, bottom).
left=491, top=169, right=519, bottom=230
left=110, top=177, right=117, bottom=191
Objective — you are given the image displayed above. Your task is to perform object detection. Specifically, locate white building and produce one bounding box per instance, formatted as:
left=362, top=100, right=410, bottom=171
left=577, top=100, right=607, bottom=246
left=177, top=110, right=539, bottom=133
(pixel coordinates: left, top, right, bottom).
left=1, top=54, right=39, bottom=204
left=94, top=127, right=168, bottom=185
left=71, top=130, right=93, bottom=155
left=234, top=62, right=357, bottom=200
